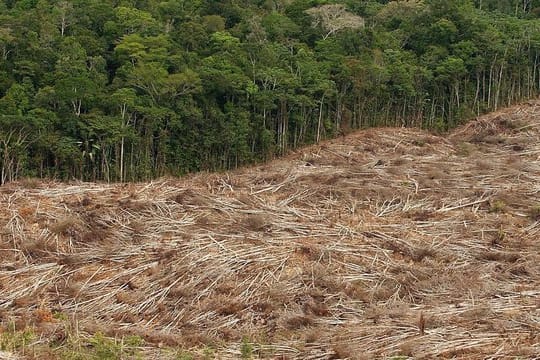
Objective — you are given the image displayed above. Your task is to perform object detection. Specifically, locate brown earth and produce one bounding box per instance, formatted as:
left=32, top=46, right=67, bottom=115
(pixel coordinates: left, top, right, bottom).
left=1, top=101, right=540, bottom=359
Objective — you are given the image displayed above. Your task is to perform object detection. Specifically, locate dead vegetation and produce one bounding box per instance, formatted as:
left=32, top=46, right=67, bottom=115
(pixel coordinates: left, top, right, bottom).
left=1, top=102, right=540, bottom=359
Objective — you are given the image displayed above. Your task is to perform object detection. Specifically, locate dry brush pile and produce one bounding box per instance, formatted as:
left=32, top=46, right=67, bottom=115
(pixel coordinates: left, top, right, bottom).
left=1, top=101, right=540, bottom=359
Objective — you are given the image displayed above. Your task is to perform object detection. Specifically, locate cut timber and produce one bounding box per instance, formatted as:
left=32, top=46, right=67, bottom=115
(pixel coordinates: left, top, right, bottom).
left=1, top=101, right=540, bottom=359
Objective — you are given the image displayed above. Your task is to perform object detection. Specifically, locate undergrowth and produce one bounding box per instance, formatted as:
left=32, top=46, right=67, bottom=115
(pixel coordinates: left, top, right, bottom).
left=0, top=322, right=193, bottom=360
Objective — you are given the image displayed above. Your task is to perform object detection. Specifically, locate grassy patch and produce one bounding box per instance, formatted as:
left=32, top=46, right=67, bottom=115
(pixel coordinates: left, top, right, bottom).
left=0, top=323, right=35, bottom=354
left=240, top=336, right=253, bottom=359
left=489, top=200, right=506, bottom=213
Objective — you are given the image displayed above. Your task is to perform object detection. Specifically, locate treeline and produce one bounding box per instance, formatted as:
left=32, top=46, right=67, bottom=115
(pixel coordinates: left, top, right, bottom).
left=1, top=0, right=540, bottom=182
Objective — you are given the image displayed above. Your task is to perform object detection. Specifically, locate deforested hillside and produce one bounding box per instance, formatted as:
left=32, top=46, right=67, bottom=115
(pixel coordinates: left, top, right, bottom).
left=1, top=101, right=540, bottom=359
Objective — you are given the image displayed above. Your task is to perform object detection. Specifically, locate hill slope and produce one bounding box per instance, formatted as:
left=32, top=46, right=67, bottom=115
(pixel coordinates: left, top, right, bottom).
left=1, top=102, right=540, bottom=359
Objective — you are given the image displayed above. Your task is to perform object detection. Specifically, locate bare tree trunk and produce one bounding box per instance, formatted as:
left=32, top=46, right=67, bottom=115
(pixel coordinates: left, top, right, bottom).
left=316, top=94, right=325, bottom=143
left=494, top=61, right=505, bottom=110
left=474, top=72, right=481, bottom=115
left=488, top=60, right=495, bottom=109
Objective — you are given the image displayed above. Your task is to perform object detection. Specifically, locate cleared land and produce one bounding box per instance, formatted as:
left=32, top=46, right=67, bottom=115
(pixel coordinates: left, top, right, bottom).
left=1, top=102, right=540, bottom=359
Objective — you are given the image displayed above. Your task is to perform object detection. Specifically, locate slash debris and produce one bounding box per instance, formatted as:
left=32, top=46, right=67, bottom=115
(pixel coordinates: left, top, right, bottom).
left=1, top=102, right=540, bottom=359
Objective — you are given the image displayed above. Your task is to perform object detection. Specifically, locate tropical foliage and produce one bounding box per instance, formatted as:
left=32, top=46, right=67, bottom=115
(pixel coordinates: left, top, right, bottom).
left=1, top=0, right=540, bottom=182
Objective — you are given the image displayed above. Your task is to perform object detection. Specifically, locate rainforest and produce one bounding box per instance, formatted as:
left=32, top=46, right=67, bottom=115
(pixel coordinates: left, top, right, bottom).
left=1, top=0, right=540, bottom=182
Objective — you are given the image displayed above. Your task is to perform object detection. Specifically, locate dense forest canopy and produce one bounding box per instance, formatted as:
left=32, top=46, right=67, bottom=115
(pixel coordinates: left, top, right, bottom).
left=1, top=0, right=540, bottom=182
